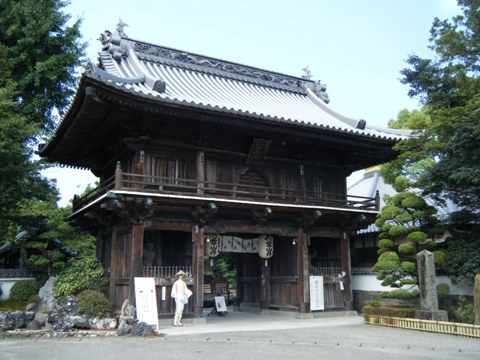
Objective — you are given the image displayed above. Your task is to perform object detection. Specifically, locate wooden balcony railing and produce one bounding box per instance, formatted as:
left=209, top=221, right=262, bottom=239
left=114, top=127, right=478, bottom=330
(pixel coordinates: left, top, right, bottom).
left=73, top=165, right=379, bottom=212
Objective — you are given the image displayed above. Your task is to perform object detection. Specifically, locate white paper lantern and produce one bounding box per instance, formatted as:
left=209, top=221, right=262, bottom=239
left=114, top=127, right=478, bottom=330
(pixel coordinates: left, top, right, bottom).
left=258, top=235, right=274, bottom=266
left=205, top=234, right=220, bottom=265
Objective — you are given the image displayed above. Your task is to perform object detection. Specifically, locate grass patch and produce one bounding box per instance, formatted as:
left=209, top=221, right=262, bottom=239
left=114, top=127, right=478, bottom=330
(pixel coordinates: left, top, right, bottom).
left=0, top=299, right=28, bottom=311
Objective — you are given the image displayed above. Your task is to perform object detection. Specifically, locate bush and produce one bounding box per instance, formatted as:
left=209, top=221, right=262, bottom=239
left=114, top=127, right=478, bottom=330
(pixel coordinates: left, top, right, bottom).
left=76, top=290, right=113, bottom=318
left=398, top=243, right=414, bottom=254
left=54, top=257, right=109, bottom=298
left=9, top=280, right=41, bottom=302
left=369, top=300, right=381, bottom=307
left=437, top=283, right=450, bottom=297
left=400, top=261, right=416, bottom=273
left=363, top=306, right=417, bottom=319
left=454, top=304, right=475, bottom=324
left=379, top=289, right=420, bottom=299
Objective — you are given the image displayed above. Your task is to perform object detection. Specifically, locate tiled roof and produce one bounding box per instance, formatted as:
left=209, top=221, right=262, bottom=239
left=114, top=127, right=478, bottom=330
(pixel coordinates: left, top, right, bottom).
left=83, top=27, right=411, bottom=142
left=348, top=168, right=460, bottom=234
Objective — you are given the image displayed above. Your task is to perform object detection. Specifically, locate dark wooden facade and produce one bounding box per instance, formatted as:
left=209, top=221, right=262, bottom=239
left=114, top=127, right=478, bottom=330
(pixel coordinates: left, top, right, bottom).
left=40, top=24, right=407, bottom=316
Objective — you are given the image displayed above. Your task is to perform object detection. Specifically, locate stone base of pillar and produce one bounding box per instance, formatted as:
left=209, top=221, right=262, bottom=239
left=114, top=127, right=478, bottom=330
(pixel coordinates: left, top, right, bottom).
left=415, top=309, right=448, bottom=321
left=298, top=302, right=308, bottom=313
left=192, top=306, right=203, bottom=318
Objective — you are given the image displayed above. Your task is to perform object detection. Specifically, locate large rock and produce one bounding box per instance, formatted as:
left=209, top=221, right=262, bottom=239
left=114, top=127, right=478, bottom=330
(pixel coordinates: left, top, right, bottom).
left=90, top=317, right=117, bottom=330
left=38, top=277, right=56, bottom=311
left=48, top=296, right=79, bottom=331
left=117, top=321, right=153, bottom=337
left=0, top=311, right=33, bottom=330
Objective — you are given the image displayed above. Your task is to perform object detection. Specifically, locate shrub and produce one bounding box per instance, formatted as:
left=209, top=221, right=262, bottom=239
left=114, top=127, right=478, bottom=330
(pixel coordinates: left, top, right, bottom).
left=369, top=300, right=381, bottom=307
left=400, top=261, right=416, bottom=273
left=373, top=251, right=399, bottom=272
left=379, top=289, right=420, bottom=299
left=454, top=304, right=475, bottom=324
left=434, top=250, right=446, bottom=267
left=54, top=257, right=109, bottom=298
left=363, top=306, right=417, bottom=319
left=437, top=283, right=450, bottom=297
left=76, top=290, right=113, bottom=318
left=407, top=231, right=427, bottom=244
left=9, top=280, right=41, bottom=302
left=398, top=243, right=414, bottom=254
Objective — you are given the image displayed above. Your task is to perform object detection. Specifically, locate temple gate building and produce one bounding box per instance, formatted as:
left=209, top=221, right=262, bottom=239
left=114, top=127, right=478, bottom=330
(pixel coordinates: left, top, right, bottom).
left=38, top=23, right=409, bottom=317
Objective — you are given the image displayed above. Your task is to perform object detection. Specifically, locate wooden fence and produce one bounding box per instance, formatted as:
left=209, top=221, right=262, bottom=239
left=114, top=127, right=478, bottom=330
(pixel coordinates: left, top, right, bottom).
left=366, top=315, right=480, bottom=339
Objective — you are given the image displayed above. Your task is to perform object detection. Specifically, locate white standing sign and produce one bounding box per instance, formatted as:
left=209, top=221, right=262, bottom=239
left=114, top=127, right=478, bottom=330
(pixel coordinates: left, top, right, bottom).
left=309, top=275, right=324, bottom=311
left=214, top=296, right=228, bottom=312
left=134, top=277, right=158, bottom=329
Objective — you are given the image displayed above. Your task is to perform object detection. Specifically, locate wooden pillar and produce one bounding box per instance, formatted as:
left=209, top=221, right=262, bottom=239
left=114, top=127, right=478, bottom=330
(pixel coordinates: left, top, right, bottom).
left=191, top=224, right=204, bottom=317
left=260, top=258, right=271, bottom=310
left=197, top=151, right=205, bottom=195
left=129, top=222, right=145, bottom=303
left=340, top=231, right=353, bottom=310
left=296, top=228, right=310, bottom=313
left=109, top=227, right=118, bottom=302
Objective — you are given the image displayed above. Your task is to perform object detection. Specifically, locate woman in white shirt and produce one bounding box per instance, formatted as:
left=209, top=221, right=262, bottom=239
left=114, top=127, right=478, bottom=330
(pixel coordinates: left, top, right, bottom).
left=171, top=270, right=192, bottom=326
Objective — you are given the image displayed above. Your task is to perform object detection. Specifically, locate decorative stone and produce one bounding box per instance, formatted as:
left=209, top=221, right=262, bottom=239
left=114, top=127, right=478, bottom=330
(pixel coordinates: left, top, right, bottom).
left=38, top=277, right=55, bottom=311
left=415, top=250, right=448, bottom=321
left=27, top=319, right=42, bottom=330
left=129, top=322, right=154, bottom=336
left=0, top=312, right=15, bottom=330
left=417, top=250, right=439, bottom=311
left=90, top=317, right=117, bottom=330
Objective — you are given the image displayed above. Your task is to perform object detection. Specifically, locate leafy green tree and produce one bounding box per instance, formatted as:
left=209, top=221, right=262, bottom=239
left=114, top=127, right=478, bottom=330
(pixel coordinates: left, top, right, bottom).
left=0, top=0, right=85, bottom=131
left=54, top=257, right=109, bottom=298
left=373, top=192, right=443, bottom=289
left=382, top=0, right=480, bottom=283
left=0, top=0, right=86, bottom=250
left=396, top=0, right=480, bottom=213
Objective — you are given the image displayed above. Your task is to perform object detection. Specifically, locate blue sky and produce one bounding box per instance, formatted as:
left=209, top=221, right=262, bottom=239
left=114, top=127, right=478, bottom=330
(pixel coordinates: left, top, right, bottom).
left=46, top=0, right=461, bottom=206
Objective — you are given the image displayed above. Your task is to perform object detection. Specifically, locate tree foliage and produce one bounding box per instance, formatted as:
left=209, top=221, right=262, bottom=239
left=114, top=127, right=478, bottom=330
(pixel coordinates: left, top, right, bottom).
left=0, top=0, right=85, bottom=131
left=373, top=192, right=441, bottom=288
left=54, top=257, right=109, bottom=298
left=0, top=0, right=87, bottom=258
left=382, top=0, right=480, bottom=283
left=392, top=0, right=480, bottom=213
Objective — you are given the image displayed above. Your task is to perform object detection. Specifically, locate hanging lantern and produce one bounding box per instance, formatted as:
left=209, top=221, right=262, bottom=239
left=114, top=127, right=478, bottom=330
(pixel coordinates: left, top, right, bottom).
left=258, top=235, right=274, bottom=267
left=205, top=234, right=220, bottom=266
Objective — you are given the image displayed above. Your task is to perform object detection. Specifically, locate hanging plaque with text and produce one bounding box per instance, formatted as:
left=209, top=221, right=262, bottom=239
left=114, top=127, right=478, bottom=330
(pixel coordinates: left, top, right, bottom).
left=309, top=276, right=324, bottom=311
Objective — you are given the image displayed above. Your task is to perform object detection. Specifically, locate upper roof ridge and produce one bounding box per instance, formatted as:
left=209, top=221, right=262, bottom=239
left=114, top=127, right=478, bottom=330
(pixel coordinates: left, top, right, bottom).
left=96, top=21, right=330, bottom=101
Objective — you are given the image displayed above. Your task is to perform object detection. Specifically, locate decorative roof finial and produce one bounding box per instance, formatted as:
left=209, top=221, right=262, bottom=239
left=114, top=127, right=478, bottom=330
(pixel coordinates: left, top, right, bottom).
left=302, top=66, right=312, bottom=80
left=116, top=18, right=128, bottom=38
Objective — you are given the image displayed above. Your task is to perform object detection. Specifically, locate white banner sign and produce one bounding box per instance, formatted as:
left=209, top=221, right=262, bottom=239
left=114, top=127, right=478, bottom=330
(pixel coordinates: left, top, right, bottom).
left=134, top=277, right=158, bottom=328
left=309, top=276, right=324, bottom=311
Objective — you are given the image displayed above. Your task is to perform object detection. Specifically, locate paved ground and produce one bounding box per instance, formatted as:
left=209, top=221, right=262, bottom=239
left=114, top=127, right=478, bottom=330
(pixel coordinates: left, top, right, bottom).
left=2, top=310, right=480, bottom=360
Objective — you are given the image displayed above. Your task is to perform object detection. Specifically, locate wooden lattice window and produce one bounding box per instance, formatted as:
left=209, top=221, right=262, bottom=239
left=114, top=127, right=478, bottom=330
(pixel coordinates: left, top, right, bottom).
left=236, top=170, right=268, bottom=197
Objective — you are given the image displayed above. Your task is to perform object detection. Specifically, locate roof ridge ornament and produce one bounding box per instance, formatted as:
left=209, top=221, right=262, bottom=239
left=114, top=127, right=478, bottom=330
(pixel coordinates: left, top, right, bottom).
left=133, top=42, right=306, bottom=91
left=302, top=66, right=330, bottom=104
left=98, top=19, right=130, bottom=62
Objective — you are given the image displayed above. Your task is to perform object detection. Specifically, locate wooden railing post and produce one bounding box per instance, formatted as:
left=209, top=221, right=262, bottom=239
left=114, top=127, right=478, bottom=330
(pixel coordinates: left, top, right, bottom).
left=114, top=161, right=122, bottom=190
